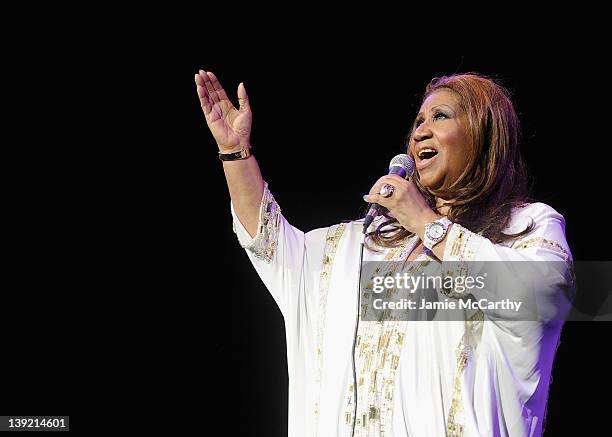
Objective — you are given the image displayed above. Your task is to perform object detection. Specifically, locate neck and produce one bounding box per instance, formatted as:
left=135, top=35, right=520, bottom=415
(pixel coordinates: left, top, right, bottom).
left=435, top=197, right=453, bottom=216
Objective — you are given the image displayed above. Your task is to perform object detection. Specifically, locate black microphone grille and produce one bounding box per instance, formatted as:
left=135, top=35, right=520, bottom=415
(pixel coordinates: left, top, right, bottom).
left=389, top=154, right=415, bottom=177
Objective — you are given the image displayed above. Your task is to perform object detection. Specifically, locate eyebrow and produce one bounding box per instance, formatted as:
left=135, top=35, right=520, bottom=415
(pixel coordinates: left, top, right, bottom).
left=416, top=104, right=455, bottom=119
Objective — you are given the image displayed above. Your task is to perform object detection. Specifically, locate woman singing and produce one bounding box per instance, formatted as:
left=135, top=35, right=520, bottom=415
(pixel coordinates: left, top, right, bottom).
left=196, top=71, right=574, bottom=437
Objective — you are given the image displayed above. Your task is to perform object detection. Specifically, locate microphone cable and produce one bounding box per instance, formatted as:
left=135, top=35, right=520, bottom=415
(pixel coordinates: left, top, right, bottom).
left=351, top=232, right=366, bottom=437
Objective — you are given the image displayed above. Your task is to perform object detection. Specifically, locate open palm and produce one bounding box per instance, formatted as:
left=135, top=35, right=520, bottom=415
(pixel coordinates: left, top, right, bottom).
left=195, top=70, right=252, bottom=151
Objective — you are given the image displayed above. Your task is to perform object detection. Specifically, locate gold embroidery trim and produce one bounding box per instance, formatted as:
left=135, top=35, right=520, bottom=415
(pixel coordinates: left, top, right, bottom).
left=446, top=310, right=483, bottom=437
left=343, top=236, right=420, bottom=436
left=450, top=227, right=465, bottom=258
left=314, top=223, right=345, bottom=424
left=513, top=237, right=570, bottom=260
left=236, top=182, right=282, bottom=263
left=445, top=223, right=482, bottom=262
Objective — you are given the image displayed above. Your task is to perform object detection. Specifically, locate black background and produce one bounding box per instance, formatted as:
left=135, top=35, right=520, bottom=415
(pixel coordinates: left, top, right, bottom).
left=3, top=30, right=610, bottom=434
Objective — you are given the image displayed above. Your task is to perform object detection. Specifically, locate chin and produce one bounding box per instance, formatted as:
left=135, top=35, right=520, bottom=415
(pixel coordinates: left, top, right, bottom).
left=418, top=172, right=443, bottom=190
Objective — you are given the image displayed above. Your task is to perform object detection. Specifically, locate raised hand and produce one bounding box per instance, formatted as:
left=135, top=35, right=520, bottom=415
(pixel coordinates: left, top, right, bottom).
left=195, top=70, right=252, bottom=152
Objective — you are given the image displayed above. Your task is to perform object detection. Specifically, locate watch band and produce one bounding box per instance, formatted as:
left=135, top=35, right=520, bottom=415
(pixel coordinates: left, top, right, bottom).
left=218, top=147, right=252, bottom=161
left=423, top=217, right=452, bottom=250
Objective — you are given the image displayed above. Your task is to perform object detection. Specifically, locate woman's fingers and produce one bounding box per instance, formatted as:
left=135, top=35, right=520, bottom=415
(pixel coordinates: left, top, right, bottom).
left=206, top=71, right=232, bottom=105
left=199, top=70, right=219, bottom=105
left=196, top=69, right=244, bottom=121
left=364, top=178, right=396, bottom=208
left=363, top=192, right=388, bottom=207
left=369, top=174, right=407, bottom=196
left=364, top=174, right=415, bottom=207
left=195, top=73, right=212, bottom=114
left=367, top=176, right=390, bottom=195
left=237, top=82, right=250, bottom=112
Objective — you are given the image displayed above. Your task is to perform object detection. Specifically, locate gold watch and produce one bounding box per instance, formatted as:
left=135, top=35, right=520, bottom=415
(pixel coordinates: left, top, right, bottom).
left=218, top=147, right=252, bottom=161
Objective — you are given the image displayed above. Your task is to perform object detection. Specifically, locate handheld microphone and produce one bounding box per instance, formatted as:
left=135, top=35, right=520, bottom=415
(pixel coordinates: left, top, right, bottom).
left=362, top=154, right=415, bottom=233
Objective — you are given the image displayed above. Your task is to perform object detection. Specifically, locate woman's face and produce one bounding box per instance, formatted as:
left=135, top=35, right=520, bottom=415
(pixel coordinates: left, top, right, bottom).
left=409, top=89, right=471, bottom=193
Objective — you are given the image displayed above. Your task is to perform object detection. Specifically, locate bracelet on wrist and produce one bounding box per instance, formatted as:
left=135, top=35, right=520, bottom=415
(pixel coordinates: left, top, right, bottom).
left=218, top=147, right=252, bottom=161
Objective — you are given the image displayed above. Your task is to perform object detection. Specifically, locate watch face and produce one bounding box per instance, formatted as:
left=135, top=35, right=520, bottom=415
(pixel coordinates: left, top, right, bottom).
left=429, top=223, right=444, bottom=239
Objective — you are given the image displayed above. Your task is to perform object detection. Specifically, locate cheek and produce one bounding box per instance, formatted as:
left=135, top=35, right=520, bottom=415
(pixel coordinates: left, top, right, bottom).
left=441, top=150, right=467, bottom=181
left=443, top=131, right=470, bottom=166
left=449, top=147, right=470, bottom=168
left=407, top=141, right=417, bottom=159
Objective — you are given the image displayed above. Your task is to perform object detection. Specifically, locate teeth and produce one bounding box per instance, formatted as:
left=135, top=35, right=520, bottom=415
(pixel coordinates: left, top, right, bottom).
left=418, top=148, right=438, bottom=158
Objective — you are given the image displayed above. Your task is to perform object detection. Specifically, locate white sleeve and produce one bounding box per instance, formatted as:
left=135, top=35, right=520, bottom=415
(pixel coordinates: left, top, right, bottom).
left=231, top=182, right=328, bottom=319
left=441, top=202, right=575, bottom=326
left=440, top=203, right=575, bottom=435
left=443, top=201, right=572, bottom=263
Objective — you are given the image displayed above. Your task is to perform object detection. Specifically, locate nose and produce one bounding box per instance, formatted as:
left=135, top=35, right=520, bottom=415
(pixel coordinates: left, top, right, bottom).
left=413, top=122, right=433, bottom=142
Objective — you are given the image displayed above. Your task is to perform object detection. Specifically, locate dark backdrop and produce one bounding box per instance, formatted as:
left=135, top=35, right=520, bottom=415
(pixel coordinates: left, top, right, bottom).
left=3, top=8, right=610, bottom=432
left=5, top=43, right=608, bottom=433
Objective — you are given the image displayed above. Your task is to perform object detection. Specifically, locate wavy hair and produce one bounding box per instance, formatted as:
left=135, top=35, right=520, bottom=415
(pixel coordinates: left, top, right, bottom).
left=369, top=73, right=534, bottom=249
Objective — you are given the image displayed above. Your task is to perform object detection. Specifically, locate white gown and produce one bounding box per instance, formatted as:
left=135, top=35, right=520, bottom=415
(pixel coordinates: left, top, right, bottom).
left=231, top=182, right=574, bottom=437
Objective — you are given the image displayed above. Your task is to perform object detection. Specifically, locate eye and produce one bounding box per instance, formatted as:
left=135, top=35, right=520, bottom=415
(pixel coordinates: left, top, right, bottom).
left=433, top=111, right=449, bottom=121
left=415, top=111, right=449, bottom=128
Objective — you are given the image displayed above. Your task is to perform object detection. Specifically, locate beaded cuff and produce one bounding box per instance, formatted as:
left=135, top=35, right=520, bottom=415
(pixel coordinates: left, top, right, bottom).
left=233, top=182, right=281, bottom=263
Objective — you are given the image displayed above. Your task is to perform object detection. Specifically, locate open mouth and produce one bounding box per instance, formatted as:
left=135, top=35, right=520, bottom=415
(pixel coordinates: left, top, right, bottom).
left=415, top=148, right=439, bottom=171
left=417, top=148, right=438, bottom=161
